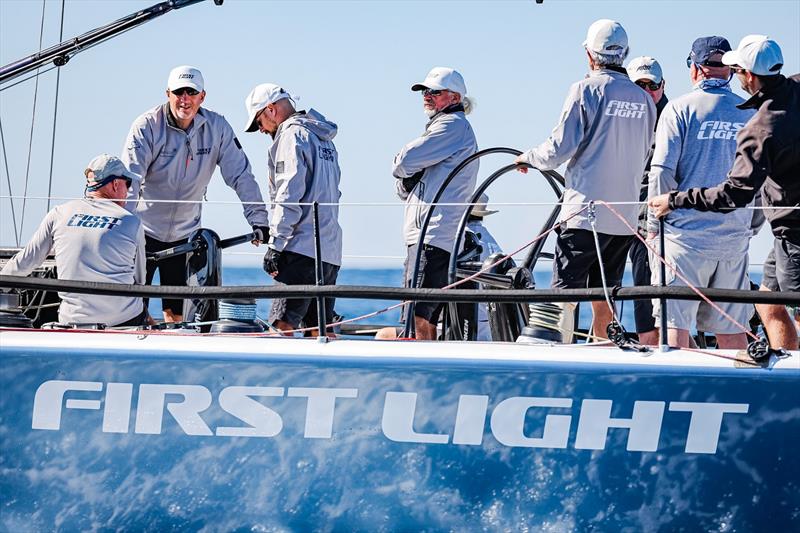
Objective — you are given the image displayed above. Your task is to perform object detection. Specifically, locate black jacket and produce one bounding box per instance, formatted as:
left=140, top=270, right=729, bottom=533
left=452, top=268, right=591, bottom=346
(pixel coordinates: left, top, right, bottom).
left=671, top=74, right=800, bottom=244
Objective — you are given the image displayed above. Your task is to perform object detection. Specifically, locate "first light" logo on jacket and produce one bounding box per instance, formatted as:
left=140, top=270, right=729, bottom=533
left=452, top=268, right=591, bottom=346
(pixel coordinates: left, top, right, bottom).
left=604, top=100, right=647, bottom=119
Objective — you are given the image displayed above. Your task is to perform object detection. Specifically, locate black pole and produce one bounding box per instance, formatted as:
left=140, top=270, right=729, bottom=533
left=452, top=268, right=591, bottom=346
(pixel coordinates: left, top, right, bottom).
left=0, top=0, right=218, bottom=85
left=659, top=218, right=669, bottom=351
left=312, top=202, right=326, bottom=337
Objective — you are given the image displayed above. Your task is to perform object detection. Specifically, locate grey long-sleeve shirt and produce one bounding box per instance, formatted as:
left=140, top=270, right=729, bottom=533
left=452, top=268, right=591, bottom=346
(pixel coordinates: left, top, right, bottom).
left=519, top=69, right=656, bottom=235
left=1, top=198, right=146, bottom=326
left=647, top=84, right=756, bottom=259
left=122, top=104, right=268, bottom=242
left=393, top=106, right=479, bottom=252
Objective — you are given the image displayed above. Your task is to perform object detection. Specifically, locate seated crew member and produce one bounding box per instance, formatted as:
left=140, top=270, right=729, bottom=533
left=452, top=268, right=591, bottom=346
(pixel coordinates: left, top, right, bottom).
left=244, top=83, right=343, bottom=336
left=121, top=65, right=269, bottom=323
left=466, top=194, right=503, bottom=341
left=393, top=66, right=479, bottom=341
left=1, top=155, right=148, bottom=327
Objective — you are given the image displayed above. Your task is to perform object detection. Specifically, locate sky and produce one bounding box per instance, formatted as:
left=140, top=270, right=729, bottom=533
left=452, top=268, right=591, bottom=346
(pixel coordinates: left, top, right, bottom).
left=1, top=0, right=798, bottom=269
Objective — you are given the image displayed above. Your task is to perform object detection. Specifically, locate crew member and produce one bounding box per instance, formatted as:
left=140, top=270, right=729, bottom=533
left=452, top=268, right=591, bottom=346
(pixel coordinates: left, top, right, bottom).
left=393, top=66, right=479, bottom=340
left=647, top=37, right=757, bottom=349
left=625, top=55, right=669, bottom=345
left=121, top=65, right=269, bottom=322
left=467, top=194, right=502, bottom=341
left=1, top=155, right=148, bottom=327
left=650, top=35, right=799, bottom=349
left=515, top=19, right=656, bottom=341
left=244, top=83, right=343, bottom=335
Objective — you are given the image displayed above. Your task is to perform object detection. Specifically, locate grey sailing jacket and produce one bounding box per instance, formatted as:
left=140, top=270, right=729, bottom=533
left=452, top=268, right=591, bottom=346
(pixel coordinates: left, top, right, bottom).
left=648, top=83, right=756, bottom=260
left=1, top=198, right=145, bottom=326
left=393, top=106, right=479, bottom=252
left=519, top=69, right=656, bottom=235
left=266, top=109, right=343, bottom=266
left=121, top=104, right=268, bottom=242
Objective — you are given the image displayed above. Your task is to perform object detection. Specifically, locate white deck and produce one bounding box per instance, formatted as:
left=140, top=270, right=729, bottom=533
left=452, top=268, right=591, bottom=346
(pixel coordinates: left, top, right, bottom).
left=1, top=328, right=797, bottom=371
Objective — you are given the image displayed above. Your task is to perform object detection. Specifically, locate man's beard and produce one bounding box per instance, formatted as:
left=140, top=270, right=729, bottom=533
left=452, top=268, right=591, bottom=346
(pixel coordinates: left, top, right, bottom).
left=423, top=105, right=437, bottom=118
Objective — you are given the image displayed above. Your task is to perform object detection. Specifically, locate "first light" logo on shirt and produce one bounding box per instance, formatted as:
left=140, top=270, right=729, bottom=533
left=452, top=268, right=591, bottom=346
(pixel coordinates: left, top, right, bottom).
left=67, top=214, right=122, bottom=230
left=604, top=100, right=647, bottom=119
left=697, top=121, right=745, bottom=140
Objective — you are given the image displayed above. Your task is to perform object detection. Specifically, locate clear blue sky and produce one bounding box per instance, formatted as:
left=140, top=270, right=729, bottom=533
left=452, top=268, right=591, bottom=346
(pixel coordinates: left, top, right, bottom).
left=1, top=0, right=798, bottom=268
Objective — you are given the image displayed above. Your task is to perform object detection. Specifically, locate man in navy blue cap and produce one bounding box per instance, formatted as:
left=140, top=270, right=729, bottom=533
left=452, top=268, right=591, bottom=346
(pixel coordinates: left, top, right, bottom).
left=651, top=35, right=799, bottom=350
left=646, top=36, right=758, bottom=349
left=686, top=36, right=731, bottom=68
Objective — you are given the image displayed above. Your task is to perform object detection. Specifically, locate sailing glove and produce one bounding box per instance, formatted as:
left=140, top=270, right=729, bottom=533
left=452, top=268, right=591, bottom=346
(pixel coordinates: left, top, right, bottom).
left=401, top=170, right=425, bottom=193
left=263, top=247, right=282, bottom=275
left=251, top=225, right=270, bottom=244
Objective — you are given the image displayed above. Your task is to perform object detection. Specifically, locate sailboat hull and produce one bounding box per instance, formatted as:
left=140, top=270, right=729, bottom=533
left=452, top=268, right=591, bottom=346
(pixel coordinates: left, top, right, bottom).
left=1, top=330, right=798, bottom=530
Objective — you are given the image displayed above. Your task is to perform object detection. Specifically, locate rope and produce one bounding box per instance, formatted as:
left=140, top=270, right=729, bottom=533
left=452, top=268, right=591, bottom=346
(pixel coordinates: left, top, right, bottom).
left=218, top=301, right=257, bottom=321
left=45, top=0, right=66, bottom=212
left=3, top=194, right=799, bottom=210
left=598, top=200, right=759, bottom=343
left=278, top=206, right=589, bottom=336
left=587, top=202, right=619, bottom=321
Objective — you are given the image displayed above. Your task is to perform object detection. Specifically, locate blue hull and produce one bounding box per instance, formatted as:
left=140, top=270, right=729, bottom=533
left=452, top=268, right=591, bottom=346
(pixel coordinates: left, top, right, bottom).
left=1, top=332, right=798, bottom=530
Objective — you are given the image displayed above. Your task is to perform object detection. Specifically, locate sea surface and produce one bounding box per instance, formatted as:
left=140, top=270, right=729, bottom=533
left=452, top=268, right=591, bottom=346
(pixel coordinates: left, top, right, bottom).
left=150, top=267, right=764, bottom=333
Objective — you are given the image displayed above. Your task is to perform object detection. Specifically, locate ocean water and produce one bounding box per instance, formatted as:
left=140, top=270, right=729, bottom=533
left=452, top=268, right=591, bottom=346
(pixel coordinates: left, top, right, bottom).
left=150, top=267, right=764, bottom=333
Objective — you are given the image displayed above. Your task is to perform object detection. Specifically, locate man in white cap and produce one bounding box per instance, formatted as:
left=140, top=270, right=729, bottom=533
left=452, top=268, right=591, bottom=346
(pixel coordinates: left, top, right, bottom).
left=121, top=66, right=269, bottom=323
left=625, top=56, right=669, bottom=345
left=244, top=83, right=342, bottom=335
left=515, top=19, right=656, bottom=342
left=647, top=36, right=757, bottom=349
left=651, top=35, right=799, bottom=350
left=393, top=66, right=479, bottom=340
left=1, top=155, right=148, bottom=327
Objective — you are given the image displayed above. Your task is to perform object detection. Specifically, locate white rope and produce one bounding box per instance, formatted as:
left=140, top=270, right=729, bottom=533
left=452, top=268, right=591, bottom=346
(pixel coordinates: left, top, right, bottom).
left=587, top=202, right=619, bottom=322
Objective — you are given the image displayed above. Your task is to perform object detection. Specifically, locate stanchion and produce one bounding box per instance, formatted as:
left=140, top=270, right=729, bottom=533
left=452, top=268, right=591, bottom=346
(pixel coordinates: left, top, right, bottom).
left=659, top=218, right=669, bottom=352
left=312, top=202, right=327, bottom=341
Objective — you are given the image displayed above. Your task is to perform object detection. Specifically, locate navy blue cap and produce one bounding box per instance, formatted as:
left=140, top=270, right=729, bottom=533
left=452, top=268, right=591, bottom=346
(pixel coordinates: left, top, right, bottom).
left=687, top=36, right=732, bottom=67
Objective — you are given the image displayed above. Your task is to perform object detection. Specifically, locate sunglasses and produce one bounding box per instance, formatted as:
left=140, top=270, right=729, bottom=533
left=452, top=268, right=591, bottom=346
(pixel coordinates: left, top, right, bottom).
left=112, top=176, right=133, bottom=189
left=423, top=88, right=445, bottom=97
left=686, top=56, right=727, bottom=69
left=732, top=67, right=747, bottom=75
left=171, top=87, right=200, bottom=97
left=635, top=80, right=662, bottom=91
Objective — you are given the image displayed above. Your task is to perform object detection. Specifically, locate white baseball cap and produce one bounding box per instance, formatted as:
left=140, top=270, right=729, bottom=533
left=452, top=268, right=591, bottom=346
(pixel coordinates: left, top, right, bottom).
left=244, top=83, right=296, bottom=133
left=85, top=154, right=138, bottom=191
left=583, top=19, right=628, bottom=57
left=471, top=193, right=498, bottom=217
left=167, top=65, right=204, bottom=92
left=626, top=56, right=663, bottom=84
left=722, top=35, right=783, bottom=76
left=411, top=67, right=467, bottom=96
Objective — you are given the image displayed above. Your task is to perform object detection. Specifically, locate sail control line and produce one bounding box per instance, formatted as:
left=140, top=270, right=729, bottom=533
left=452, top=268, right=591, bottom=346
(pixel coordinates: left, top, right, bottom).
left=597, top=200, right=791, bottom=363
left=587, top=202, right=649, bottom=353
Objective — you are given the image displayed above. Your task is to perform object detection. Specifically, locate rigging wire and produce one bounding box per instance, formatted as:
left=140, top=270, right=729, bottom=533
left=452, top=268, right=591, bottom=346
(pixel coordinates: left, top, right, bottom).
left=0, top=118, right=20, bottom=246
left=19, top=0, right=49, bottom=243
left=46, top=0, right=66, bottom=212
left=0, top=65, right=58, bottom=93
